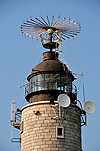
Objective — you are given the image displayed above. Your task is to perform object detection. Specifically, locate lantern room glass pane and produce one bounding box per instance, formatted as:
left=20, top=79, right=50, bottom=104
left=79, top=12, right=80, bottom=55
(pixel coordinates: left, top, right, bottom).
left=28, top=73, right=72, bottom=93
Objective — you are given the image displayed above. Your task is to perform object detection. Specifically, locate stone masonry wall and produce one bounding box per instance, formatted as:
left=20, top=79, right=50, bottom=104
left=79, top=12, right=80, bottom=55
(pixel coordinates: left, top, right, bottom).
left=21, top=103, right=81, bottom=151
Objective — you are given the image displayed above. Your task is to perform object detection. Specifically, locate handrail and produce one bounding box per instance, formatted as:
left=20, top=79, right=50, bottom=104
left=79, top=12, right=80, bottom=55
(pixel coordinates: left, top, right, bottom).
left=25, top=80, right=77, bottom=96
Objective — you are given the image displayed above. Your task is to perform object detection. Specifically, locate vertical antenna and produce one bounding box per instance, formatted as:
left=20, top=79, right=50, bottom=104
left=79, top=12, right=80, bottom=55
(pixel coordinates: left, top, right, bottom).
left=83, top=83, right=85, bottom=103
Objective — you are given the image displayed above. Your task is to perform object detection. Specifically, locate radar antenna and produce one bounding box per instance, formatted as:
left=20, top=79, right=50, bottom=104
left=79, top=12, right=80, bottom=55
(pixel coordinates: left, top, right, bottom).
left=21, top=15, right=81, bottom=51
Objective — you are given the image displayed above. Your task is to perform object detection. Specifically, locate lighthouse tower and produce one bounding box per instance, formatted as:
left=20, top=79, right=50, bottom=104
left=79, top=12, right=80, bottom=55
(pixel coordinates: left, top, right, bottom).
left=20, top=50, right=82, bottom=151
left=11, top=15, right=94, bottom=151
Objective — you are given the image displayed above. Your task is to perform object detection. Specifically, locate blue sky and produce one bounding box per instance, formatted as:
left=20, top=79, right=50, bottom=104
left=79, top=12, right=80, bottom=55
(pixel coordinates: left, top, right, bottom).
left=0, top=0, right=100, bottom=150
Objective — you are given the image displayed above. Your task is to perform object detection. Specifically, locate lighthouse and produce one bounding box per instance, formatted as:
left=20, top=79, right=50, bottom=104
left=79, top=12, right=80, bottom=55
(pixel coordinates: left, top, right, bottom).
left=20, top=50, right=82, bottom=151
left=10, top=15, right=95, bottom=151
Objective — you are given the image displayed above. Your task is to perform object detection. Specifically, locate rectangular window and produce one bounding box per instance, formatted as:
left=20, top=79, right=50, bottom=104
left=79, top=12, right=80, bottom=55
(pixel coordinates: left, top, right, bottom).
left=56, top=126, right=64, bottom=138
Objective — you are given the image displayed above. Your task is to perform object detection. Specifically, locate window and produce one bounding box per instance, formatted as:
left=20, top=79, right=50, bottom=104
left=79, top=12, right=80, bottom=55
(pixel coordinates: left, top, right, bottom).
left=56, top=126, right=64, bottom=138
left=25, top=73, right=76, bottom=96
left=29, top=73, right=67, bottom=92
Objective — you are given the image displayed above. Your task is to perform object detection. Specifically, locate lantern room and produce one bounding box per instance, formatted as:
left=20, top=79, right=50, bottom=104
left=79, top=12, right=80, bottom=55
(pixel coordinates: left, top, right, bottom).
left=25, top=51, right=77, bottom=104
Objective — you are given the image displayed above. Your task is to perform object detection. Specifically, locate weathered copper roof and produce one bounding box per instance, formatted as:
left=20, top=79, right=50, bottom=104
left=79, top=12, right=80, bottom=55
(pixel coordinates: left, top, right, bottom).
left=27, top=51, right=74, bottom=81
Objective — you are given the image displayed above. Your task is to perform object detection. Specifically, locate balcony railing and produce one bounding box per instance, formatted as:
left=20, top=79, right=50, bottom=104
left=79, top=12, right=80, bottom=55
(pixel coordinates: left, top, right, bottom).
left=25, top=79, right=77, bottom=96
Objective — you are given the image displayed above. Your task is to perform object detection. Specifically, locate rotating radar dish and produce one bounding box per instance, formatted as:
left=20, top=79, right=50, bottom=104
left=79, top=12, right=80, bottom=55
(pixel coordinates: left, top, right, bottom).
left=21, top=15, right=81, bottom=50
left=83, top=101, right=96, bottom=114
left=58, top=94, right=70, bottom=108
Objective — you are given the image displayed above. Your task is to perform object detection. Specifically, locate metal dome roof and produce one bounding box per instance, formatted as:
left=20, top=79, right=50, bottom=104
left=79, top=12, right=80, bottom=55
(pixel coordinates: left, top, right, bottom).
left=27, top=51, right=74, bottom=81
left=27, top=58, right=64, bottom=81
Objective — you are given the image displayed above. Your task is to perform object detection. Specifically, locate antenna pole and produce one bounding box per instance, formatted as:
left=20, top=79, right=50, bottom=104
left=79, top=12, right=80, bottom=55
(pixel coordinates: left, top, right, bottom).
left=49, top=33, right=52, bottom=51
left=59, top=104, right=61, bottom=118
left=83, top=83, right=85, bottom=103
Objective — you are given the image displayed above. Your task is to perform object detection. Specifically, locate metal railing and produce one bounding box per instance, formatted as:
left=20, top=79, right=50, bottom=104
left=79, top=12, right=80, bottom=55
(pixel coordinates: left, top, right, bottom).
left=25, top=79, right=77, bottom=96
